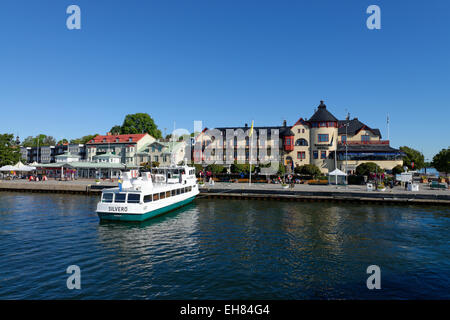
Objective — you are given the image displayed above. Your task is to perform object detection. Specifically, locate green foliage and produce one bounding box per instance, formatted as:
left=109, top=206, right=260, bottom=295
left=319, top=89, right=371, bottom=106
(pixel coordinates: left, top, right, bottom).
left=294, top=164, right=321, bottom=177
left=399, top=146, right=425, bottom=170
left=432, top=147, right=450, bottom=174
left=22, top=134, right=56, bottom=147
left=206, top=164, right=226, bottom=174
left=230, top=162, right=255, bottom=174
left=70, top=134, right=99, bottom=145
left=392, top=165, right=404, bottom=175
left=0, top=134, right=21, bottom=166
left=110, top=125, right=121, bottom=135
left=151, top=161, right=160, bottom=168
left=277, top=163, right=286, bottom=176
left=120, top=113, right=162, bottom=138
left=355, top=162, right=384, bottom=176
left=57, top=139, right=68, bottom=145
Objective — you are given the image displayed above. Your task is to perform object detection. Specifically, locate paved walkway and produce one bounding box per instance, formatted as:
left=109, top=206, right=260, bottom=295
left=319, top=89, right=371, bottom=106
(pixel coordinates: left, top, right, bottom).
left=200, top=181, right=449, bottom=196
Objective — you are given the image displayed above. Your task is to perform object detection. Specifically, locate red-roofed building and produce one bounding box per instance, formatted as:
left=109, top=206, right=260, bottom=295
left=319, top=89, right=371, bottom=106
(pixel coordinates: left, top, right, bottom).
left=86, top=133, right=155, bottom=166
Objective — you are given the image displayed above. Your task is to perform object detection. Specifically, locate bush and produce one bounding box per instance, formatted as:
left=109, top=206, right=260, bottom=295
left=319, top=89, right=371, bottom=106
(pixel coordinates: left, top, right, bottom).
left=230, top=162, right=255, bottom=174
left=356, top=162, right=384, bottom=176
left=294, top=164, right=321, bottom=177
left=392, top=165, right=404, bottom=175
left=206, top=164, right=226, bottom=174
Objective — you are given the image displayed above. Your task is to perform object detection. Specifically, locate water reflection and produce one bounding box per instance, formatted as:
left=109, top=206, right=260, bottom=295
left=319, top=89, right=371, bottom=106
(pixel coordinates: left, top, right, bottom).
left=0, top=192, right=449, bottom=299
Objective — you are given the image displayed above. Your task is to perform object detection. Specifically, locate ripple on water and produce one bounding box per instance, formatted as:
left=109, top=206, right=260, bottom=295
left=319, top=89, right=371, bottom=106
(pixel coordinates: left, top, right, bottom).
left=0, top=193, right=449, bottom=299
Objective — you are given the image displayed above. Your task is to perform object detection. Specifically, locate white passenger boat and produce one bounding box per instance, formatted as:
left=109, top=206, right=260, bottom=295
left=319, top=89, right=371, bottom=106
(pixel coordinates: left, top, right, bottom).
left=96, top=165, right=199, bottom=221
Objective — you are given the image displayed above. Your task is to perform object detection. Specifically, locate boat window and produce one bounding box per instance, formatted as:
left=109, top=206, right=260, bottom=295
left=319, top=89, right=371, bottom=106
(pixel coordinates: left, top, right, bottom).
left=160, top=192, right=165, bottom=199
left=181, top=188, right=185, bottom=194
left=153, top=193, right=159, bottom=201
left=127, top=193, right=141, bottom=203
left=144, top=195, right=152, bottom=203
left=176, top=189, right=181, bottom=195
left=187, top=186, right=191, bottom=192
left=115, top=193, right=126, bottom=203
left=166, top=191, right=171, bottom=198
left=102, top=193, right=114, bottom=203
left=171, top=189, right=176, bottom=196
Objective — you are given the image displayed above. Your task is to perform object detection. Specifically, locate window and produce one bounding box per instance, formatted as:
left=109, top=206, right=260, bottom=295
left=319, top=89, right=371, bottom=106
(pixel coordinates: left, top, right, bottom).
left=153, top=193, right=159, bottom=201
left=295, top=139, right=308, bottom=146
left=297, top=151, right=306, bottom=159
left=298, top=129, right=301, bottom=133
left=102, top=193, right=114, bottom=203
left=144, top=195, right=152, bottom=203
left=302, top=129, right=305, bottom=133
left=362, top=135, right=370, bottom=142
left=320, top=122, right=326, bottom=127
left=181, top=188, right=185, bottom=194
left=313, top=151, right=318, bottom=159
left=166, top=191, right=171, bottom=198
left=327, top=122, right=335, bottom=127
left=341, top=135, right=347, bottom=143
left=159, top=192, right=165, bottom=199
left=171, top=189, right=176, bottom=196
left=321, top=151, right=327, bottom=159
left=127, top=193, right=140, bottom=203
left=115, top=193, right=126, bottom=203
left=318, top=134, right=329, bottom=142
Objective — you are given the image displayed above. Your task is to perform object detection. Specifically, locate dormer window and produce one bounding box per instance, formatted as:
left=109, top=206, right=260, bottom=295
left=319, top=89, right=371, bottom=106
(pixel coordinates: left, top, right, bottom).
left=103, top=138, right=106, bottom=143
left=129, top=137, right=133, bottom=142
left=116, top=138, right=120, bottom=142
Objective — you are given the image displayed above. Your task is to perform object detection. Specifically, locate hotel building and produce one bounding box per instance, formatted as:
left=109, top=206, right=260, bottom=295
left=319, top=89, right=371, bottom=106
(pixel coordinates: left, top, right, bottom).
left=195, top=100, right=404, bottom=174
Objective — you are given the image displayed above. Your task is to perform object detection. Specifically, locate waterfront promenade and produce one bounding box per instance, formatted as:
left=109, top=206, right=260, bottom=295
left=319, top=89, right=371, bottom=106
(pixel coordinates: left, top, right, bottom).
left=0, top=179, right=449, bottom=205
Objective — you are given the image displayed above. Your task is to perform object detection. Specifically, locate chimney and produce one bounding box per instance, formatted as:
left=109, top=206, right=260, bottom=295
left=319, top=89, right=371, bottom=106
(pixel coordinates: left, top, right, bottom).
left=283, top=120, right=287, bottom=127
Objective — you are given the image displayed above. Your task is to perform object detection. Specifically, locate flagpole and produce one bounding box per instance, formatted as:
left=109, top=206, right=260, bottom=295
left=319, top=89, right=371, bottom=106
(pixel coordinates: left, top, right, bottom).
left=249, top=120, right=254, bottom=186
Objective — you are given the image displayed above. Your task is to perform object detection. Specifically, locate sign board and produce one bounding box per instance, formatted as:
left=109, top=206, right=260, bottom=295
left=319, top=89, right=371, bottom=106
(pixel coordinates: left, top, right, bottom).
left=396, top=173, right=412, bottom=182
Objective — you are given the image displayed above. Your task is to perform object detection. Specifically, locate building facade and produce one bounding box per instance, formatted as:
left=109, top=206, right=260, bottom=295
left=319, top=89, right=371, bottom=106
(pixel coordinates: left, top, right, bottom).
left=86, top=133, right=155, bottom=166
left=194, top=100, right=404, bottom=174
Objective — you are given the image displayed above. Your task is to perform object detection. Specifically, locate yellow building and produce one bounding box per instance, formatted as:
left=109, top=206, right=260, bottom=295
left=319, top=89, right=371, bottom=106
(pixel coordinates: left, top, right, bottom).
left=287, top=101, right=403, bottom=173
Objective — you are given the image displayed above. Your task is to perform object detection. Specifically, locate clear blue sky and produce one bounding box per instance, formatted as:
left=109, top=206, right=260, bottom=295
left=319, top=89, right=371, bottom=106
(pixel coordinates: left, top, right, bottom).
left=0, top=0, right=449, bottom=159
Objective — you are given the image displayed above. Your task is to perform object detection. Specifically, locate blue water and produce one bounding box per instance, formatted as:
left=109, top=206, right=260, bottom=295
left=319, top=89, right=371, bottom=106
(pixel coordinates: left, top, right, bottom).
left=0, top=192, right=449, bottom=299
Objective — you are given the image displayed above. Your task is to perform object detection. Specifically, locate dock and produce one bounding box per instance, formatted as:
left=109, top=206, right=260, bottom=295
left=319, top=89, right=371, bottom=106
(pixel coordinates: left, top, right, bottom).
left=0, top=180, right=449, bottom=205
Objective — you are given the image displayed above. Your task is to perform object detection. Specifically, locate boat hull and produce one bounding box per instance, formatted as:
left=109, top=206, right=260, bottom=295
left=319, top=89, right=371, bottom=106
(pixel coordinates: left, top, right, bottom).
left=97, top=196, right=196, bottom=222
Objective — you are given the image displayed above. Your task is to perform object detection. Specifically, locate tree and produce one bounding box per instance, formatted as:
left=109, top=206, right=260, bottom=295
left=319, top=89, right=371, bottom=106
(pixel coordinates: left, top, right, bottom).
left=120, top=113, right=162, bottom=138
left=57, top=139, right=69, bottom=145
left=392, top=165, right=404, bottom=175
left=21, top=134, right=56, bottom=147
left=110, top=125, right=121, bottom=135
left=70, top=134, right=99, bottom=145
left=356, top=162, right=384, bottom=176
left=42, top=136, right=56, bottom=146
left=295, top=164, right=321, bottom=177
left=0, top=134, right=21, bottom=166
left=399, top=146, right=425, bottom=170
left=431, top=148, right=450, bottom=174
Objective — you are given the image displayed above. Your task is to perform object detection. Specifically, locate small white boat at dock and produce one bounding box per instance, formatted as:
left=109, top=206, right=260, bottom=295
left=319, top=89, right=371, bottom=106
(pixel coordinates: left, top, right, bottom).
left=96, top=165, right=199, bottom=221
